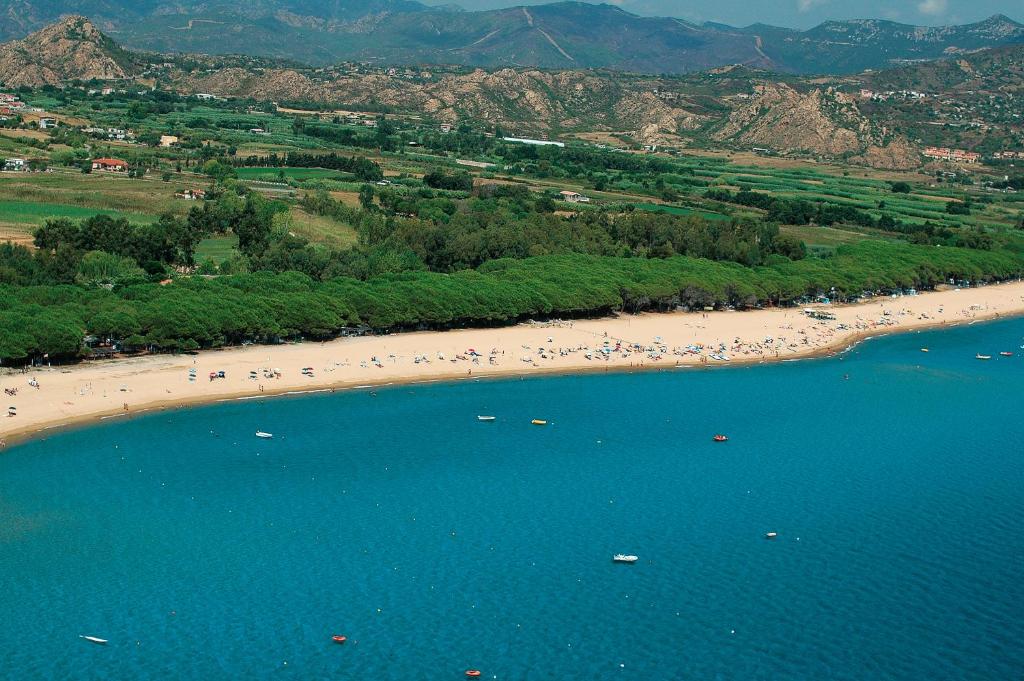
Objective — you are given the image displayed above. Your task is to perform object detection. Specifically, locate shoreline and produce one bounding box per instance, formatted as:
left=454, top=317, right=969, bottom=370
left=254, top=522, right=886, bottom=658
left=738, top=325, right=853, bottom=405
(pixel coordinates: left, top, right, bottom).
left=3, top=282, right=1024, bottom=448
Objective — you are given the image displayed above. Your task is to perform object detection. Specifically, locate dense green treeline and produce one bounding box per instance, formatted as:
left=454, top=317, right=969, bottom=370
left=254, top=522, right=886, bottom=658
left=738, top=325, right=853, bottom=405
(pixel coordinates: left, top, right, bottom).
left=1, top=242, right=1019, bottom=363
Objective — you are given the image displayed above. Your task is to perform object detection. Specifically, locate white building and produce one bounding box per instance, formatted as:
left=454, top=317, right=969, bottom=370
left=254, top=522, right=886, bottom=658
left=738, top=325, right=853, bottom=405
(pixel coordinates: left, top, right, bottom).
left=559, top=190, right=590, bottom=203
left=503, top=137, right=565, bottom=148
left=3, top=158, right=26, bottom=171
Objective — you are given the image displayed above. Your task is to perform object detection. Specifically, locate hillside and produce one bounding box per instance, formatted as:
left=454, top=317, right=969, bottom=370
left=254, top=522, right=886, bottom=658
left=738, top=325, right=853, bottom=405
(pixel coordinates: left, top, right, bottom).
left=3, top=18, right=1022, bottom=168
left=0, top=0, right=1021, bottom=74
left=0, top=15, right=135, bottom=87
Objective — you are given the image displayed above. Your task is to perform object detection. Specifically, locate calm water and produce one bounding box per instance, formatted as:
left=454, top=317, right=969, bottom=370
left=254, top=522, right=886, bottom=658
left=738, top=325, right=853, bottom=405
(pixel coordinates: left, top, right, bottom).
left=3, top=320, right=1024, bottom=680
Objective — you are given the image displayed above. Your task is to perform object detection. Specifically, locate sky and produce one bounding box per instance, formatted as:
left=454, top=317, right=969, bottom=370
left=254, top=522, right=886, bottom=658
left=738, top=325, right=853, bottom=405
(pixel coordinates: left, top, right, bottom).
left=424, top=0, right=1021, bottom=28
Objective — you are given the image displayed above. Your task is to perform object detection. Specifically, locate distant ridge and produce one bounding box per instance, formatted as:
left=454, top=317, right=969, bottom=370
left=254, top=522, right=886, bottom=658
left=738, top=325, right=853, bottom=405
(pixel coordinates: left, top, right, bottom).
left=0, top=0, right=1020, bottom=74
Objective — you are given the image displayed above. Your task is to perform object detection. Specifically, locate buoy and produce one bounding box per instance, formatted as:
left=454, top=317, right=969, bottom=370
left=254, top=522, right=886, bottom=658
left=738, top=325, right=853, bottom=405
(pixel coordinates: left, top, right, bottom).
left=332, top=635, right=347, bottom=644
left=466, top=671, right=482, bottom=678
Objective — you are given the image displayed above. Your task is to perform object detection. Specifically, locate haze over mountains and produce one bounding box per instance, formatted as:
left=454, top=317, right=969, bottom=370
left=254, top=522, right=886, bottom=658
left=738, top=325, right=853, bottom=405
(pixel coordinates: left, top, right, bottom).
left=0, top=0, right=1021, bottom=74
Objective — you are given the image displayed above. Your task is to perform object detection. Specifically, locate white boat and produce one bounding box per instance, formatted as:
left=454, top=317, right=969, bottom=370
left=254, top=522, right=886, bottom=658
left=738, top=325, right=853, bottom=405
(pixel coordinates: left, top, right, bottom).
left=976, top=354, right=992, bottom=361
left=477, top=416, right=496, bottom=422
left=255, top=431, right=274, bottom=439
left=765, top=532, right=778, bottom=539
left=612, top=554, right=638, bottom=563
left=79, top=635, right=107, bottom=645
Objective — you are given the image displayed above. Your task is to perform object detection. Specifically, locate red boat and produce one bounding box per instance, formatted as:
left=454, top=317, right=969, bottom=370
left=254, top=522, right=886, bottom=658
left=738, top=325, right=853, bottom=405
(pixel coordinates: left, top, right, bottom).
left=713, top=434, right=728, bottom=442
left=332, top=635, right=347, bottom=644
left=466, top=671, right=482, bottom=678
left=1000, top=352, right=1014, bottom=357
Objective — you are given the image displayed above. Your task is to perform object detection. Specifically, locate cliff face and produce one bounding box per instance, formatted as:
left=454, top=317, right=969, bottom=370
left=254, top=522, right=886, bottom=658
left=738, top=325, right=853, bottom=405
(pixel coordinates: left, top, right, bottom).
left=710, top=82, right=917, bottom=169
left=0, top=16, right=132, bottom=87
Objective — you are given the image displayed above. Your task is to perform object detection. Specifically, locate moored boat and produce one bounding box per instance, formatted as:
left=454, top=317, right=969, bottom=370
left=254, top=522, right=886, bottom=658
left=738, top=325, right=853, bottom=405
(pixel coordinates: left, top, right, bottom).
left=612, top=554, right=639, bottom=563
left=332, top=635, right=347, bottom=644
left=765, top=532, right=778, bottom=539
left=713, top=434, right=728, bottom=442
left=477, top=415, right=496, bottom=422
left=79, top=635, right=107, bottom=645
left=976, top=354, right=992, bottom=360
left=531, top=419, right=547, bottom=426
left=1000, top=352, right=1013, bottom=357
left=465, top=671, right=482, bottom=678
left=255, top=431, right=273, bottom=439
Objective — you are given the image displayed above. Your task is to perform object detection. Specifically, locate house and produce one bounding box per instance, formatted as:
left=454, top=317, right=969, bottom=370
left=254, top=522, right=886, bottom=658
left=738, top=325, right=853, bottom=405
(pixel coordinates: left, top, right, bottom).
left=175, top=189, right=207, bottom=200
left=502, top=137, right=565, bottom=148
left=92, top=158, right=128, bottom=172
left=38, top=117, right=57, bottom=129
left=3, top=158, right=26, bottom=172
left=159, top=135, right=179, bottom=148
left=559, top=190, right=591, bottom=203
left=195, top=93, right=216, bottom=101
left=439, top=123, right=452, bottom=133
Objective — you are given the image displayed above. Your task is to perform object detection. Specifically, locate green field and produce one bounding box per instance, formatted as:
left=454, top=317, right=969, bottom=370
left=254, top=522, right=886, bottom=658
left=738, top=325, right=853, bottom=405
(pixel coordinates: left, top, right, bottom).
left=235, top=167, right=353, bottom=181
left=0, top=200, right=152, bottom=227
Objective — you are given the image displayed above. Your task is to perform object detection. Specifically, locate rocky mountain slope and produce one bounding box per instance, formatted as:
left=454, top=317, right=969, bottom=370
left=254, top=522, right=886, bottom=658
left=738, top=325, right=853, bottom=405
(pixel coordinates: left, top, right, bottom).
left=0, top=15, right=135, bottom=87
left=0, top=0, right=1020, bottom=74
left=4, top=18, right=1021, bottom=169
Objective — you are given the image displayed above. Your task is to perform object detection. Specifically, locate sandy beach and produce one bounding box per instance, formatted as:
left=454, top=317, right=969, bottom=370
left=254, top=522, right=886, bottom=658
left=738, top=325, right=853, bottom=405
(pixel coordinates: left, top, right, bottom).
left=3, top=281, right=1024, bottom=445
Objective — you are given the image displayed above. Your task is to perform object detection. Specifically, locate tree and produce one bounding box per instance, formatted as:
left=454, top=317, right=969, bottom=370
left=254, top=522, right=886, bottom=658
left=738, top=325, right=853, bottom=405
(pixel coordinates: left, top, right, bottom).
left=75, top=251, right=146, bottom=287
left=359, top=184, right=375, bottom=210
left=890, top=181, right=912, bottom=194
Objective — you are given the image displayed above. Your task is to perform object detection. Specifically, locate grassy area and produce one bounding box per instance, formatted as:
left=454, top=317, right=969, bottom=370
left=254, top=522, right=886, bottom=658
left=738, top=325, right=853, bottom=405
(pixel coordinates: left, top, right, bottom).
left=287, top=208, right=359, bottom=248
left=0, top=199, right=152, bottom=229
left=0, top=171, right=195, bottom=218
left=632, top=202, right=730, bottom=221
left=235, top=167, right=353, bottom=181
left=195, top=235, right=238, bottom=264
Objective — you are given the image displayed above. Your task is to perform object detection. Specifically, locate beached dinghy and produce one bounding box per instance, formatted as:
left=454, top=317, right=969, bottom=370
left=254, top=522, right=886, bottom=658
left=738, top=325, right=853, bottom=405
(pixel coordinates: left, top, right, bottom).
left=477, top=416, right=496, bottom=422
left=79, top=635, right=107, bottom=645
left=612, top=554, right=639, bottom=563
left=255, top=431, right=274, bottom=439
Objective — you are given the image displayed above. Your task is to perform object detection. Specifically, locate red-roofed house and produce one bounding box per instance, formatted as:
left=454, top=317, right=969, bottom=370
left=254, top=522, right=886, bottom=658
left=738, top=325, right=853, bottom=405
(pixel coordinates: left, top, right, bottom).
left=92, top=158, right=128, bottom=172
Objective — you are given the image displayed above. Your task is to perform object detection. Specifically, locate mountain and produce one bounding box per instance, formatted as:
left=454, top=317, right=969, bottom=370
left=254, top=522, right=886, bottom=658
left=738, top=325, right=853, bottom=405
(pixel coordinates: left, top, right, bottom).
left=0, top=15, right=135, bottom=87
left=2, top=18, right=1021, bottom=169
left=1, top=0, right=1020, bottom=74
left=735, top=14, right=1024, bottom=74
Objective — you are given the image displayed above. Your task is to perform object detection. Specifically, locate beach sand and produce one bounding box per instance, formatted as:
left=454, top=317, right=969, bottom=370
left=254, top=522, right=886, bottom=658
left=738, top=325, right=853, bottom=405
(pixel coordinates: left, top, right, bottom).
left=3, top=282, right=1024, bottom=445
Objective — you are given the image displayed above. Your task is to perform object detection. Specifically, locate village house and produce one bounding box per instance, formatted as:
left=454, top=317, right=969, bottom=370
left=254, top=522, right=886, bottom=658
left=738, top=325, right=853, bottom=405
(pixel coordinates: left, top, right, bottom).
left=174, top=188, right=207, bottom=201
left=559, top=190, right=591, bottom=203
left=159, top=135, right=179, bottom=148
left=439, top=123, right=452, bottom=133
left=92, top=158, right=128, bottom=172
left=923, top=147, right=981, bottom=164
left=3, top=158, right=26, bottom=172
left=38, top=117, right=57, bottom=129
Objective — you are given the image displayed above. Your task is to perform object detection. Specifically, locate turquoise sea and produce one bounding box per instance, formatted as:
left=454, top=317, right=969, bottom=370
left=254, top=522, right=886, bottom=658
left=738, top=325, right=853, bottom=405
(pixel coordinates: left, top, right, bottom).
left=3, top=319, right=1024, bottom=680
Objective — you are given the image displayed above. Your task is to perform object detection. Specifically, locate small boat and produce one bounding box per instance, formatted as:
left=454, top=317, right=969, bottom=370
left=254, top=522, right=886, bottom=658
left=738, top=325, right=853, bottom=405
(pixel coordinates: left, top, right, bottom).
left=79, top=635, right=107, bottom=645
left=331, top=635, right=347, bottom=644
left=477, top=416, right=496, bottom=422
left=612, top=554, right=639, bottom=563
left=255, top=431, right=273, bottom=439
left=765, top=532, right=778, bottom=539
left=465, top=671, right=482, bottom=678
left=976, top=354, right=992, bottom=361
left=1000, top=352, right=1013, bottom=357
left=712, top=434, right=728, bottom=442
left=920, top=348, right=929, bottom=353
left=531, top=419, right=547, bottom=426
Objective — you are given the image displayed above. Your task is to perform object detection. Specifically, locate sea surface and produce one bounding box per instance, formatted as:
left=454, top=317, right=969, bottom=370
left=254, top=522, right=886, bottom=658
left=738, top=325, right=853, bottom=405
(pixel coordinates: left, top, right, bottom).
left=2, top=319, right=1024, bottom=680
